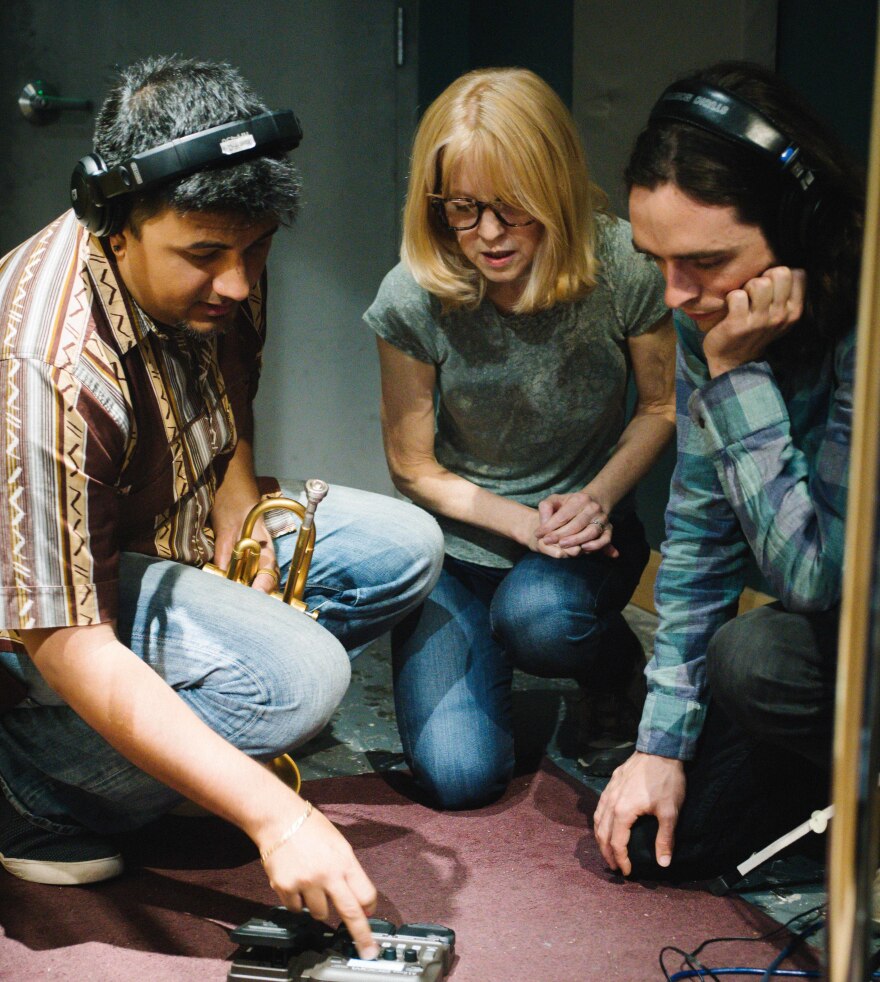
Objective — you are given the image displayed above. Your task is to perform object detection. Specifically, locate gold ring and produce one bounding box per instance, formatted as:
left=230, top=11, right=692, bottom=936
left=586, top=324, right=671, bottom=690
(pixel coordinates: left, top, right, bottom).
left=257, top=566, right=281, bottom=589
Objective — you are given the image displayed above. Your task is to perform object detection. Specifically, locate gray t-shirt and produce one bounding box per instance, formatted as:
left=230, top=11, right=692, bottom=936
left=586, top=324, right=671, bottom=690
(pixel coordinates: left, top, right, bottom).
left=363, top=214, right=667, bottom=567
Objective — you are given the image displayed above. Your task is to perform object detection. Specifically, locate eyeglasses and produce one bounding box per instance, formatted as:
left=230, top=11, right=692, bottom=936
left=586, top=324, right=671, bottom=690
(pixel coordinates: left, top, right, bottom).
left=429, top=195, right=536, bottom=231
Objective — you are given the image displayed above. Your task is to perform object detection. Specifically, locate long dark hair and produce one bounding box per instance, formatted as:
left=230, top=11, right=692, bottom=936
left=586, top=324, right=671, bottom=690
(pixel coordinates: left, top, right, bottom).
left=626, top=61, right=864, bottom=359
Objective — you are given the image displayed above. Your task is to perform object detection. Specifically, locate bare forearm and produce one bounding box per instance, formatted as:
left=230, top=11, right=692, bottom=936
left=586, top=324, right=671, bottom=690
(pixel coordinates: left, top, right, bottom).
left=218, top=433, right=261, bottom=503
left=587, top=314, right=676, bottom=513
left=585, top=411, right=675, bottom=513
left=391, top=462, right=536, bottom=547
left=211, top=434, right=276, bottom=575
left=26, top=625, right=295, bottom=850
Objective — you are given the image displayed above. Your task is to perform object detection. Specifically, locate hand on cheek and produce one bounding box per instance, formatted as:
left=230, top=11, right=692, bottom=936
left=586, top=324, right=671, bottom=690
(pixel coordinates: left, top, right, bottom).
left=704, top=266, right=807, bottom=378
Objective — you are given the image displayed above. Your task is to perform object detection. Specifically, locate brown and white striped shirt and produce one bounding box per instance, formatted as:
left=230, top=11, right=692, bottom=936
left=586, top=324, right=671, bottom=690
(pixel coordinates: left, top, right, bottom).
left=0, top=210, right=286, bottom=642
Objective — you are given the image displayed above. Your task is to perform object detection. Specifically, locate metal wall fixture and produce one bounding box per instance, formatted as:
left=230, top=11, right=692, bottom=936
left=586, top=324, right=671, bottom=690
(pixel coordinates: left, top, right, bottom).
left=18, top=81, right=92, bottom=125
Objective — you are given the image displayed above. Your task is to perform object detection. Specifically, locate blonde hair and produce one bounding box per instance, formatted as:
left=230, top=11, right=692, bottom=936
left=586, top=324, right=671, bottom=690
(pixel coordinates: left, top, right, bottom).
left=401, top=67, right=609, bottom=314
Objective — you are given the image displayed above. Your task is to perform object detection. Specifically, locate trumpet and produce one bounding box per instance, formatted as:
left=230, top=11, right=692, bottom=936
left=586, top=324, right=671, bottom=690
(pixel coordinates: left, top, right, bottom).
left=202, top=479, right=330, bottom=797
left=203, top=478, right=330, bottom=619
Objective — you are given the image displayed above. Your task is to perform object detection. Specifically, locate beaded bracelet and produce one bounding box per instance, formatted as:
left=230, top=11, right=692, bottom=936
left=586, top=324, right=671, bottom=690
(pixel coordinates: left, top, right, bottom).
left=259, top=801, right=313, bottom=865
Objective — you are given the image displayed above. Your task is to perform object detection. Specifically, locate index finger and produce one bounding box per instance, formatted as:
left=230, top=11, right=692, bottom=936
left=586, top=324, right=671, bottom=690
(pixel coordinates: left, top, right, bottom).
left=593, top=788, right=622, bottom=870
left=537, top=498, right=584, bottom=538
left=609, top=812, right=634, bottom=877
left=789, top=267, right=807, bottom=307
left=333, top=882, right=380, bottom=960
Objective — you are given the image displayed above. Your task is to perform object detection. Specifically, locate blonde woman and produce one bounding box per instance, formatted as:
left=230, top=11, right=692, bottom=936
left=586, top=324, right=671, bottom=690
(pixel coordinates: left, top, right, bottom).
left=364, top=68, right=674, bottom=808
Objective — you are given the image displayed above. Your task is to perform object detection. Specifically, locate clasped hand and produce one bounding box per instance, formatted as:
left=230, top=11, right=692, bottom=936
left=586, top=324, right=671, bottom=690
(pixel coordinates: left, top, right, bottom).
left=531, top=491, right=618, bottom=559
left=704, top=265, right=806, bottom=378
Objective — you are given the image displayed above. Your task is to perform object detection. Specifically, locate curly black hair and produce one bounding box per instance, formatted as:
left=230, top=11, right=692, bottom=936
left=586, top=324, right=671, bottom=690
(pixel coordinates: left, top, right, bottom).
left=94, top=55, right=301, bottom=233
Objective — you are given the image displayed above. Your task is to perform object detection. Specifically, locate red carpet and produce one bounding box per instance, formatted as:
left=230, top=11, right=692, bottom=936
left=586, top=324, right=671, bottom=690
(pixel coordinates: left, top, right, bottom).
left=0, top=760, right=819, bottom=980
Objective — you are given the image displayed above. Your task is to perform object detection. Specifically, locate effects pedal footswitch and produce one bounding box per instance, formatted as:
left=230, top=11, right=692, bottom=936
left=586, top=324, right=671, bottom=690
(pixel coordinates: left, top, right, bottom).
left=228, top=907, right=455, bottom=981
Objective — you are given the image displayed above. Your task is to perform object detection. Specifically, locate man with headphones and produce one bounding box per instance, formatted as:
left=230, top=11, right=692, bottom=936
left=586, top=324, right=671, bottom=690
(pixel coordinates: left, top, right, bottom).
left=0, top=56, right=444, bottom=958
left=593, top=61, right=864, bottom=882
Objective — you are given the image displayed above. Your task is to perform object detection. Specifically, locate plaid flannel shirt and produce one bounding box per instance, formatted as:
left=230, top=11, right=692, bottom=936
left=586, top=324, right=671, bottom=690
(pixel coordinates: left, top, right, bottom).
left=637, top=312, right=854, bottom=760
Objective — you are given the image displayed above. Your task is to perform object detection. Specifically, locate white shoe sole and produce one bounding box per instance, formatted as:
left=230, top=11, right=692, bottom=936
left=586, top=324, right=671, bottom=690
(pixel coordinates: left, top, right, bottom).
left=1, top=851, right=124, bottom=885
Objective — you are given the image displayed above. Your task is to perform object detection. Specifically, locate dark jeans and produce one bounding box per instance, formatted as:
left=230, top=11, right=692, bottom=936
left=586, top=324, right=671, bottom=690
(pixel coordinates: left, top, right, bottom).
left=393, top=513, right=650, bottom=810
left=629, top=602, right=839, bottom=880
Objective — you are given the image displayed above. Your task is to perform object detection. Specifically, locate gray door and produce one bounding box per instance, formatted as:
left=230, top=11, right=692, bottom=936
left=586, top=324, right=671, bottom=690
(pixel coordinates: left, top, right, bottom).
left=1, top=0, right=418, bottom=494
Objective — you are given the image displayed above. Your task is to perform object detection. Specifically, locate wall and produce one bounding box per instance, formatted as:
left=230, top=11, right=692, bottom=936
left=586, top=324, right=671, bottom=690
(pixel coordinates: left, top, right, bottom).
left=417, top=0, right=573, bottom=111
left=572, top=1, right=777, bottom=216
left=571, top=0, right=778, bottom=549
left=0, top=0, right=418, bottom=496
left=777, top=0, right=877, bottom=162
left=2, top=2, right=875, bottom=550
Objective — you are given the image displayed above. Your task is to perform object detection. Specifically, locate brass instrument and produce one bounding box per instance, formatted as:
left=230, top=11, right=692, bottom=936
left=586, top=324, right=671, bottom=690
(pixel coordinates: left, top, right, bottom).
left=203, top=478, right=330, bottom=619
left=269, top=753, right=302, bottom=795
left=202, top=479, right=329, bottom=796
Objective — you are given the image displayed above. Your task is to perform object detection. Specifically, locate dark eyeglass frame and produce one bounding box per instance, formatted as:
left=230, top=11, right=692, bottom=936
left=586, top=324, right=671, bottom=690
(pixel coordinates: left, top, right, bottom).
left=428, top=194, right=537, bottom=231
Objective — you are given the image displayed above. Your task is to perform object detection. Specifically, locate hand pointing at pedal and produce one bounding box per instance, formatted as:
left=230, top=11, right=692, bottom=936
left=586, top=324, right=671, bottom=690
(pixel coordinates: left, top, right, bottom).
left=260, top=801, right=380, bottom=960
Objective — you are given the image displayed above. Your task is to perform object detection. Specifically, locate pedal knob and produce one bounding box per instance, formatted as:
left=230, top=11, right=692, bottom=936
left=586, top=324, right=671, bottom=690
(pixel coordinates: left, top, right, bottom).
left=381, top=947, right=398, bottom=961
left=404, top=949, right=418, bottom=963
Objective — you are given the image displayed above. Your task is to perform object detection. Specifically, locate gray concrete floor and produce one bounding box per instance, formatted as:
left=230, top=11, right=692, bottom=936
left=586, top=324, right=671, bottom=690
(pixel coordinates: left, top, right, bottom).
left=295, top=604, right=827, bottom=955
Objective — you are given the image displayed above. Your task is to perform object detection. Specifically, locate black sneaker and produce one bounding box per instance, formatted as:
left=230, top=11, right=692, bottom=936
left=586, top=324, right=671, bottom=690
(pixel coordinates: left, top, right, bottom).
left=0, top=793, right=123, bottom=885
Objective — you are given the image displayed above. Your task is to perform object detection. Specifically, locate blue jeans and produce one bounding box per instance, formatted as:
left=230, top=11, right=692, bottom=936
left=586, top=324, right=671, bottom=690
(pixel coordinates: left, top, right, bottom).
left=392, top=512, right=650, bottom=809
left=0, top=483, right=443, bottom=835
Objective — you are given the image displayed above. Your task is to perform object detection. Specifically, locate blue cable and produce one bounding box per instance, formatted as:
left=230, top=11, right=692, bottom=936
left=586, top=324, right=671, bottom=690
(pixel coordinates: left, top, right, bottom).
left=663, top=903, right=880, bottom=981
left=759, top=921, right=824, bottom=982
left=669, top=969, right=880, bottom=980
left=668, top=971, right=820, bottom=979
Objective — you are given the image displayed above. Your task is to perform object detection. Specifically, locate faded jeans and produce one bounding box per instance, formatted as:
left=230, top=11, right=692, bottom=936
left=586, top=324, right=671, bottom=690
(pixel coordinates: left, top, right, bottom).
left=0, top=484, right=443, bottom=835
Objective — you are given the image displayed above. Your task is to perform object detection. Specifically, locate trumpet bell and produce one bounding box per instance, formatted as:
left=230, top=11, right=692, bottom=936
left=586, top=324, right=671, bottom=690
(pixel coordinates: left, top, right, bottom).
left=269, top=753, right=302, bottom=794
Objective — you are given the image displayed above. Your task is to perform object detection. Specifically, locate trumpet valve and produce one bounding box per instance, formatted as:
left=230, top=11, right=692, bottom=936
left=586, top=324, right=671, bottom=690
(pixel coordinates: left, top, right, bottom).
left=226, top=536, right=262, bottom=585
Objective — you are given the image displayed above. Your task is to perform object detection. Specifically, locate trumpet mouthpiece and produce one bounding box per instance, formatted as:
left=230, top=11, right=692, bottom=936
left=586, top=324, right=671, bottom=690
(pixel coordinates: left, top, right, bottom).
left=304, top=478, right=329, bottom=504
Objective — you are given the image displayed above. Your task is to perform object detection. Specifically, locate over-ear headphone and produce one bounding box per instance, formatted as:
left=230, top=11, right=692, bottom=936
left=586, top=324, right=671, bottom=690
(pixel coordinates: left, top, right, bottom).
left=70, top=109, right=303, bottom=237
left=648, top=82, right=827, bottom=263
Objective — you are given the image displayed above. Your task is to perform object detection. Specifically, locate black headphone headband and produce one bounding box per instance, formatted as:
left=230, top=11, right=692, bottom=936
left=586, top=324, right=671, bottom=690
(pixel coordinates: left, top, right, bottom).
left=71, top=109, right=303, bottom=236
left=648, top=81, right=824, bottom=262
left=649, top=83, right=817, bottom=193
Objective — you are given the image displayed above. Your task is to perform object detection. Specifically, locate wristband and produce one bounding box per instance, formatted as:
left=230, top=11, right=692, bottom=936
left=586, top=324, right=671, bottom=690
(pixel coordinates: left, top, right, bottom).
left=259, top=801, right=313, bottom=864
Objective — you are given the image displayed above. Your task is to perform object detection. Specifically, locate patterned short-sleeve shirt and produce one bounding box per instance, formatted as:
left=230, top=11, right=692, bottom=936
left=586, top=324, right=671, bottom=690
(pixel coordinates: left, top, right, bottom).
left=0, top=210, right=288, bottom=642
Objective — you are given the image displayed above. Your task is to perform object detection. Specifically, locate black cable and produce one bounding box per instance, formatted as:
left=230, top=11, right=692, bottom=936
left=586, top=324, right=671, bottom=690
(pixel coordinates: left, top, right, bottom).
left=659, top=903, right=826, bottom=982
left=660, top=944, right=723, bottom=981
